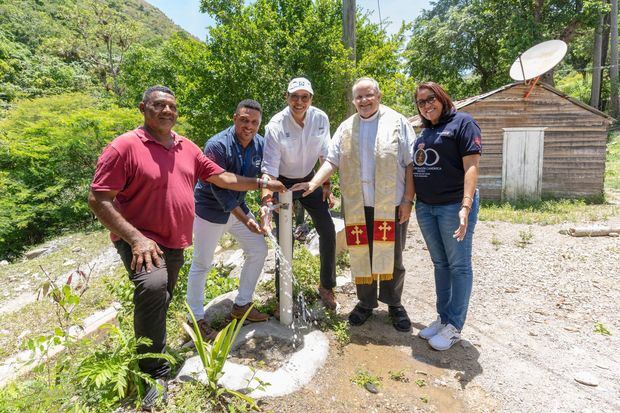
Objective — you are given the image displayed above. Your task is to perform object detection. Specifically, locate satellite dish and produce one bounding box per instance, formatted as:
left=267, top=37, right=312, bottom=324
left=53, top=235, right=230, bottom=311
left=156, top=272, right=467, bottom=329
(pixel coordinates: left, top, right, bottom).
left=509, top=40, right=568, bottom=81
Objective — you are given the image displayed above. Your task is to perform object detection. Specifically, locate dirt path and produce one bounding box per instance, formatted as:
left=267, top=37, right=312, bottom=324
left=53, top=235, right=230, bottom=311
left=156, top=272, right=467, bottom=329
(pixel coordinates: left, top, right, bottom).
left=263, top=218, right=620, bottom=413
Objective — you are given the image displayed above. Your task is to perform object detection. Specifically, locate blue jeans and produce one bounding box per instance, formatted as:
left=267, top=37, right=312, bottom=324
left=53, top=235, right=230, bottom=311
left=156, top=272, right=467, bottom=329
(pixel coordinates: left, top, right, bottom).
left=415, top=190, right=479, bottom=330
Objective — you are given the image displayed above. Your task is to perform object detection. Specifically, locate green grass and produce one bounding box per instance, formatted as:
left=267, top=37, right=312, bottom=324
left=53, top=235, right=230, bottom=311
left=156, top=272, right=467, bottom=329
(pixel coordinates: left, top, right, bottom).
left=605, top=131, right=620, bottom=190
left=479, top=198, right=618, bottom=225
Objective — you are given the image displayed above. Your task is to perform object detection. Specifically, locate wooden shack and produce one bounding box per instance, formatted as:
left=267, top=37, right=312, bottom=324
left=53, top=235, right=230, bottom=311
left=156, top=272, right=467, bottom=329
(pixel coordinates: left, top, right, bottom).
left=409, top=82, right=614, bottom=201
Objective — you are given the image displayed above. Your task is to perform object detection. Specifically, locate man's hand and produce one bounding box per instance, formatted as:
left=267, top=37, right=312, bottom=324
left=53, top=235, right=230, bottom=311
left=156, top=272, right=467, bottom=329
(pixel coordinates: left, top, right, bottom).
left=322, top=185, right=335, bottom=208
left=259, top=205, right=273, bottom=233
left=245, top=217, right=263, bottom=234
left=130, top=235, right=163, bottom=273
left=453, top=206, right=470, bottom=242
left=289, top=181, right=319, bottom=197
left=266, top=179, right=287, bottom=193
left=398, top=201, right=413, bottom=224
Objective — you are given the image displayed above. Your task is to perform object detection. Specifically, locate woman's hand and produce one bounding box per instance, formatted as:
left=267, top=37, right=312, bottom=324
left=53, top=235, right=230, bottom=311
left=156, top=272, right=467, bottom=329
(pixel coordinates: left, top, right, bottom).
left=398, top=201, right=412, bottom=224
left=453, top=206, right=470, bottom=242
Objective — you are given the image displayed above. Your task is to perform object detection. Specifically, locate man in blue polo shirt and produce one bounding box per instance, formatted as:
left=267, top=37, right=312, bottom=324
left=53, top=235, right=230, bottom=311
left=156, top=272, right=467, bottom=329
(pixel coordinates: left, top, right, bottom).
left=187, top=99, right=270, bottom=339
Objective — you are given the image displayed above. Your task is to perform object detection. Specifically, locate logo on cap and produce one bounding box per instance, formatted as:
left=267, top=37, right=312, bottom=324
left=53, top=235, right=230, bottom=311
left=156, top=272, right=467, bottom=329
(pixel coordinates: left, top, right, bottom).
left=287, top=77, right=314, bottom=95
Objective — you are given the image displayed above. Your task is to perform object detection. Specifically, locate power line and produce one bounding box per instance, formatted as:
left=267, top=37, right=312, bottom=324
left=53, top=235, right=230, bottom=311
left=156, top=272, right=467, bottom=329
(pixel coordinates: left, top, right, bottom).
left=376, top=0, right=382, bottom=32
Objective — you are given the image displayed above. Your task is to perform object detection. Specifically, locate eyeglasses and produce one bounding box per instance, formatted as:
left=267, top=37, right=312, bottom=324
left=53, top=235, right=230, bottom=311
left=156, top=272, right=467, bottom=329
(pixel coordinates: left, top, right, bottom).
left=289, top=93, right=311, bottom=102
left=354, top=93, right=376, bottom=102
left=415, top=95, right=436, bottom=107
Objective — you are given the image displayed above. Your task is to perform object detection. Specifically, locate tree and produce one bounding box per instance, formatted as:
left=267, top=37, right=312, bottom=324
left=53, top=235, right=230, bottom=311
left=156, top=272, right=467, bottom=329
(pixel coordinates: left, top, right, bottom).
left=70, top=0, right=140, bottom=96
left=406, top=0, right=607, bottom=98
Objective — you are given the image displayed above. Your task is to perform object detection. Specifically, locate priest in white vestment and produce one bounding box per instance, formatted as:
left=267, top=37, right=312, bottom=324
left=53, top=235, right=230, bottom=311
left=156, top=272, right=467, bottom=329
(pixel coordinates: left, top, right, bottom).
left=291, top=77, right=415, bottom=332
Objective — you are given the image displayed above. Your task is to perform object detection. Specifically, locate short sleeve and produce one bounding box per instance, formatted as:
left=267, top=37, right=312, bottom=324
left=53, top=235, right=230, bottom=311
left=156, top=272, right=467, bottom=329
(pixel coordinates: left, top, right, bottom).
left=399, top=118, right=415, bottom=167
left=91, top=145, right=127, bottom=191
left=196, top=152, right=225, bottom=181
left=326, top=123, right=344, bottom=167
left=319, top=113, right=331, bottom=158
left=458, top=118, right=482, bottom=157
left=261, top=123, right=282, bottom=176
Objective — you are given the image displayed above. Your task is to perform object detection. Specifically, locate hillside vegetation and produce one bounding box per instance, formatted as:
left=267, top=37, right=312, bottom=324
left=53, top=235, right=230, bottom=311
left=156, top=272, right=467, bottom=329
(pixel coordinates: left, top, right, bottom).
left=0, top=0, right=182, bottom=102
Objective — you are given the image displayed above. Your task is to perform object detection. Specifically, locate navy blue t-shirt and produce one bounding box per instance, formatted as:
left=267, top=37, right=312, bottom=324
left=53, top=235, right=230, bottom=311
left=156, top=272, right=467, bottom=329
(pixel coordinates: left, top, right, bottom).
left=194, top=126, right=264, bottom=224
left=413, top=111, right=482, bottom=205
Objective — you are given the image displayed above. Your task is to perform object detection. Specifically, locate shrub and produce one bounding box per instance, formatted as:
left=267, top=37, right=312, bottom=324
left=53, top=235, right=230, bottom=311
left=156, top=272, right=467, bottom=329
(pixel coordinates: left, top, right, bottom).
left=0, top=93, right=140, bottom=259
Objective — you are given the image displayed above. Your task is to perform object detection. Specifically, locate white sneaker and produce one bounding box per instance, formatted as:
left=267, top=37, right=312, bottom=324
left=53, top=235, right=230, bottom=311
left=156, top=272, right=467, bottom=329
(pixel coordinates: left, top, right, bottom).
left=428, top=323, right=461, bottom=351
left=418, top=317, right=446, bottom=340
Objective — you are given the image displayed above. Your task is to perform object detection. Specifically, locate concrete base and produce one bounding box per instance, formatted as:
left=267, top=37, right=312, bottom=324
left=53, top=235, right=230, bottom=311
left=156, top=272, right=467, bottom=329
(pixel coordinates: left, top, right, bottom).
left=176, top=320, right=329, bottom=398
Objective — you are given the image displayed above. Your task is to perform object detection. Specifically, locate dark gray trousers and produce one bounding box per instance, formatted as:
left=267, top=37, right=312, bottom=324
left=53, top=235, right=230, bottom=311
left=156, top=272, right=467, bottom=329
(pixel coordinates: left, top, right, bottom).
left=114, top=240, right=185, bottom=379
left=356, top=206, right=408, bottom=309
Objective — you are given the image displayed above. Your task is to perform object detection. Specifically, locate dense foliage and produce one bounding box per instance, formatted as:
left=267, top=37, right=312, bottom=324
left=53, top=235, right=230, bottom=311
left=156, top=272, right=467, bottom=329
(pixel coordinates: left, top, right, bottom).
left=120, top=0, right=413, bottom=146
left=0, top=0, right=181, bottom=101
left=405, top=0, right=610, bottom=101
left=0, top=94, right=140, bottom=259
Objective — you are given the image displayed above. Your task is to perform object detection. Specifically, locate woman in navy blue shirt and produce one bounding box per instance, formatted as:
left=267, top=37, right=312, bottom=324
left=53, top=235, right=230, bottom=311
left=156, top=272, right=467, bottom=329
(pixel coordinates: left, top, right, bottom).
left=412, top=82, right=482, bottom=351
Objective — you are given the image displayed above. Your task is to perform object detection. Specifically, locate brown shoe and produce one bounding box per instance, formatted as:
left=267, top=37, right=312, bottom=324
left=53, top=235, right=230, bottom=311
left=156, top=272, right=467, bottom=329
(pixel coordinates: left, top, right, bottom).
left=231, top=303, right=269, bottom=322
left=318, top=286, right=338, bottom=311
left=197, top=319, right=218, bottom=341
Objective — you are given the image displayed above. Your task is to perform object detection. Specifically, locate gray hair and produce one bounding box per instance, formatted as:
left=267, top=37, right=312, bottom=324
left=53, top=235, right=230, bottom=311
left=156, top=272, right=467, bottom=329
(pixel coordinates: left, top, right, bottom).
left=142, top=85, right=175, bottom=103
left=352, top=77, right=381, bottom=96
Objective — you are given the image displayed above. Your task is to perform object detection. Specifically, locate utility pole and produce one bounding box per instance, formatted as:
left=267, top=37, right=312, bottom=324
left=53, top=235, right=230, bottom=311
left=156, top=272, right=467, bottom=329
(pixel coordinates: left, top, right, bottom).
left=610, top=0, right=619, bottom=118
left=590, top=12, right=603, bottom=109
left=343, top=0, right=356, bottom=114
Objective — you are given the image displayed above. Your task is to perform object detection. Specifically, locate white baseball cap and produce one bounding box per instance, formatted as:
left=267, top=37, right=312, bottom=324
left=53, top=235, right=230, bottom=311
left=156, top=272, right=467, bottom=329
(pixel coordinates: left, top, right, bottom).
left=287, top=77, right=314, bottom=95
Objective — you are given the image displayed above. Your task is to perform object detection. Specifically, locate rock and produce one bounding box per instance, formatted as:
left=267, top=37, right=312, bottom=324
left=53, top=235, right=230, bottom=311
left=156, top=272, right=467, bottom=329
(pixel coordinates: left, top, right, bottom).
left=0, top=260, right=8, bottom=266
left=71, top=247, right=82, bottom=253
left=564, top=326, right=579, bottom=332
left=336, top=275, right=351, bottom=287
left=609, top=232, right=619, bottom=237
left=25, top=247, right=48, bottom=259
left=574, top=372, right=599, bottom=387
left=223, top=249, right=244, bottom=268
left=203, top=291, right=238, bottom=325
left=528, top=331, right=538, bottom=336
left=306, top=218, right=346, bottom=257
left=63, top=259, right=76, bottom=266
left=306, top=229, right=320, bottom=256
left=333, top=218, right=346, bottom=255
left=505, top=287, right=519, bottom=293
left=364, top=382, right=379, bottom=394
left=460, top=340, right=473, bottom=348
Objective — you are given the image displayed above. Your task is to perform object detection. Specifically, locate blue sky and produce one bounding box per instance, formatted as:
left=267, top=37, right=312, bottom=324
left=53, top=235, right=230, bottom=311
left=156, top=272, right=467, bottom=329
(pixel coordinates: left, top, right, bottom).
left=146, top=0, right=432, bottom=40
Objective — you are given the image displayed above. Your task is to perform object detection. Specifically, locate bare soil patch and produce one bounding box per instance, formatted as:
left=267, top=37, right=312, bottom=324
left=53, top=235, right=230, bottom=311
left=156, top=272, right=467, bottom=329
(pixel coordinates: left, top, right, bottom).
left=261, top=216, right=619, bottom=413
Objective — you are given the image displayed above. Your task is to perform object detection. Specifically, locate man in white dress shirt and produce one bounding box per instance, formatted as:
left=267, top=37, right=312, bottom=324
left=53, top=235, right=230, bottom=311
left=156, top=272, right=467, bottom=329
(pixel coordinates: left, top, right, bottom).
left=290, top=77, right=415, bottom=332
left=260, top=77, right=338, bottom=310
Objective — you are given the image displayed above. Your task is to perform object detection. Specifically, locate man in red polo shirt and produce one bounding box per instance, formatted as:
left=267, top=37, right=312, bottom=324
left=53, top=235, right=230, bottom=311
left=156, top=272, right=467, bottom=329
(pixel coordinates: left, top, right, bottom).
left=88, top=86, right=285, bottom=410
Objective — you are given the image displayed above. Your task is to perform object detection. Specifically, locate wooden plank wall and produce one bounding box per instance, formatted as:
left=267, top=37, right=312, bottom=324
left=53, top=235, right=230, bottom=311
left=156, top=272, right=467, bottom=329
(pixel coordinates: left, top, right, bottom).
left=461, top=84, right=608, bottom=200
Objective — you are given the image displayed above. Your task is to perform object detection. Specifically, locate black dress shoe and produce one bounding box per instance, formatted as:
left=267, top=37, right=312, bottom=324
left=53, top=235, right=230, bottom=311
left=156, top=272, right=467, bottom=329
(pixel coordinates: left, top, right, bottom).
left=389, top=305, right=412, bottom=332
left=348, top=303, right=373, bottom=326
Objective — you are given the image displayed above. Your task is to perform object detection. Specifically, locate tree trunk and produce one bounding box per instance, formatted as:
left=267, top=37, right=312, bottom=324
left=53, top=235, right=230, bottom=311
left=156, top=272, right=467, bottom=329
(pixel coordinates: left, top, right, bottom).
left=610, top=0, right=619, bottom=118
left=601, top=8, right=611, bottom=111
left=591, top=12, right=604, bottom=109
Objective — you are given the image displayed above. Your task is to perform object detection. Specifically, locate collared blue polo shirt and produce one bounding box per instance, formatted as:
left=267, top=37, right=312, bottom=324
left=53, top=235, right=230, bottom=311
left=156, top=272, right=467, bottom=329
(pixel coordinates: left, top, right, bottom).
left=195, top=126, right=264, bottom=223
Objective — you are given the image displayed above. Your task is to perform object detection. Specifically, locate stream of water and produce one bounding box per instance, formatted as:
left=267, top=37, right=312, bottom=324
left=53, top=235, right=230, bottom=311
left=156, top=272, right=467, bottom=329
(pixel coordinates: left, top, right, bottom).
left=266, top=232, right=313, bottom=331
